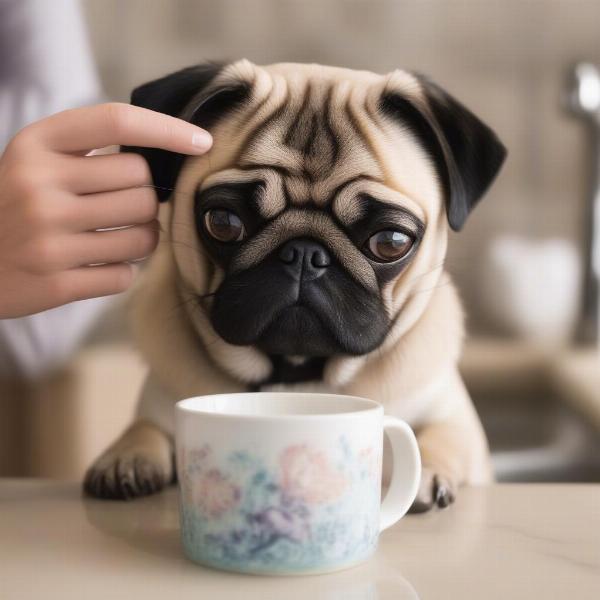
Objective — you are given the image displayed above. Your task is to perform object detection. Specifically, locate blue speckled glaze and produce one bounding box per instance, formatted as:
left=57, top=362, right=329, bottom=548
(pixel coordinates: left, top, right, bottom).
left=178, top=437, right=381, bottom=574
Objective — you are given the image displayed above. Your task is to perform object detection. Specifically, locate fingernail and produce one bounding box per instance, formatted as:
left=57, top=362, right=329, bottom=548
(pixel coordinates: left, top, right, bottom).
left=192, top=130, right=213, bottom=152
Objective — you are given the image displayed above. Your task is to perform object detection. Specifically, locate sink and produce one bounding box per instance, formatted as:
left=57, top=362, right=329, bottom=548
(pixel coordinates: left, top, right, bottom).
left=469, top=382, right=600, bottom=482
left=461, top=339, right=600, bottom=482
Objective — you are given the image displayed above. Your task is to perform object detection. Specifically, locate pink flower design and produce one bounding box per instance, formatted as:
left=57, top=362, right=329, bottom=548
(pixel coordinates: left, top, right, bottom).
left=280, top=445, right=348, bottom=505
left=194, top=469, right=241, bottom=518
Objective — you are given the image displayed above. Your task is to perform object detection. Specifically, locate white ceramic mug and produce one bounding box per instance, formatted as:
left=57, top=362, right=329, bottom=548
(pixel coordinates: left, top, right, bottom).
left=175, top=392, right=421, bottom=575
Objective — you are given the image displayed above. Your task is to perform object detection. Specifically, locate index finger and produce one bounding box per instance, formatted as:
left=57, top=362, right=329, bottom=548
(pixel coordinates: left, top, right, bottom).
left=35, top=103, right=213, bottom=155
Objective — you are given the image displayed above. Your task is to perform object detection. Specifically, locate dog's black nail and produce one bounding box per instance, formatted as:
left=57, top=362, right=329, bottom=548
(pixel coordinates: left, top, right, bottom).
left=408, top=499, right=434, bottom=514
left=436, top=488, right=451, bottom=508
left=120, top=480, right=136, bottom=500
left=99, top=475, right=112, bottom=498
left=139, top=477, right=152, bottom=496
left=433, top=475, right=455, bottom=509
left=152, top=473, right=164, bottom=492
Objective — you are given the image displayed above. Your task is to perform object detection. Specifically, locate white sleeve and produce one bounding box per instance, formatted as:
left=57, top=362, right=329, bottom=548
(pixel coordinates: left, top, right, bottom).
left=0, top=0, right=115, bottom=379
left=0, top=0, right=104, bottom=145
left=0, top=299, right=116, bottom=379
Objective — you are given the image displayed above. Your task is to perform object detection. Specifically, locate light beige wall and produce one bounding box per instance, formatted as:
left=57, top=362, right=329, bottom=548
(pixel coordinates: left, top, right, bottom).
left=82, top=0, right=600, bottom=330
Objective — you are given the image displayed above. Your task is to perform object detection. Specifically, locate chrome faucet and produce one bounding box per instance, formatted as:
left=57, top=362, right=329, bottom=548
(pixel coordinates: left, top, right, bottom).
left=566, top=62, right=600, bottom=344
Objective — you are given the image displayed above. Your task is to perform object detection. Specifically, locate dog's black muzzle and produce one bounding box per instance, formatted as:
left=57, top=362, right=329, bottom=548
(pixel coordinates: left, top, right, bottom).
left=209, top=237, right=390, bottom=357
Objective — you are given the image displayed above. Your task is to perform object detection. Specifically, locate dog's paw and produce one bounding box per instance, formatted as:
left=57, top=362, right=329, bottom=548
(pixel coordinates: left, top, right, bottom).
left=84, top=449, right=172, bottom=500
left=409, top=467, right=457, bottom=513
left=84, top=421, right=174, bottom=501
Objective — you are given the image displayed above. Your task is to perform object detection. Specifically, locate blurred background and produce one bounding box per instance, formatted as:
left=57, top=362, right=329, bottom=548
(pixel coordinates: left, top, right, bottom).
left=1, top=0, right=598, bottom=483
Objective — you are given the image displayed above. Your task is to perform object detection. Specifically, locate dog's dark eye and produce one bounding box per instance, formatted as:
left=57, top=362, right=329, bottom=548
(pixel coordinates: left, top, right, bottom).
left=203, top=209, right=246, bottom=243
left=365, top=230, right=414, bottom=262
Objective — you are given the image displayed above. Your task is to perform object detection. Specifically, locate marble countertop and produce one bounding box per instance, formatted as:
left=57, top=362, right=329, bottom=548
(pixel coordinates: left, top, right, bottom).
left=0, top=480, right=598, bottom=600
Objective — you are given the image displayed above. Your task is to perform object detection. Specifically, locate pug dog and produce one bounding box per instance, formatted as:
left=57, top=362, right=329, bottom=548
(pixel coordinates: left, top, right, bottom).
left=84, top=60, right=505, bottom=511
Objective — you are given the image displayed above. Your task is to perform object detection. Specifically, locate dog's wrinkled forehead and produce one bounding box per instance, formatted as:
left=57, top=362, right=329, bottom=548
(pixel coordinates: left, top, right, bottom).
left=126, top=59, right=506, bottom=232
left=228, top=63, right=385, bottom=202
left=195, top=62, right=424, bottom=209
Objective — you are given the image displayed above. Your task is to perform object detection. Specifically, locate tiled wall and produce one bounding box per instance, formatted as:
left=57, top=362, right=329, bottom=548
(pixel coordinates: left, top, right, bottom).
left=82, top=0, right=600, bottom=332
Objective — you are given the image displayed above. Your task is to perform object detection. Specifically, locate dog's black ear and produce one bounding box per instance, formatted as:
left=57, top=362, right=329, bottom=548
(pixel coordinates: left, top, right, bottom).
left=379, top=75, right=506, bottom=230
left=122, top=62, right=251, bottom=200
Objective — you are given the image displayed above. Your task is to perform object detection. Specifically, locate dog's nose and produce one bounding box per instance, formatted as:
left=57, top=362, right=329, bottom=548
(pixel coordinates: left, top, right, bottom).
left=278, top=238, right=331, bottom=281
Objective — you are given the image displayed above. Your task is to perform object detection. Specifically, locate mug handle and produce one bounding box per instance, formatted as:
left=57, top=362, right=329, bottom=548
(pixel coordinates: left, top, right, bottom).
left=379, top=416, right=422, bottom=532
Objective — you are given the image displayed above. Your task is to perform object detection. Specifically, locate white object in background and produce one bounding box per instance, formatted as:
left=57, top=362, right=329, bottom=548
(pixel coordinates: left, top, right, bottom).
left=482, top=236, right=581, bottom=345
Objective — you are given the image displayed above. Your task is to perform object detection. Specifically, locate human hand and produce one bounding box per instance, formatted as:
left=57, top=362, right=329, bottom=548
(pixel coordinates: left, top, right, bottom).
left=0, top=103, right=212, bottom=318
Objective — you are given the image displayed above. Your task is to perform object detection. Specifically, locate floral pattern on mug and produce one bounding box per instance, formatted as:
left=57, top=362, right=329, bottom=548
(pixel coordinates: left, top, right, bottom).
left=280, top=445, right=348, bottom=505
left=177, top=443, right=213, bottom=506
left=193, top=469, right=241, bottom=518
left=178, top=437, right=382, bottom=573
